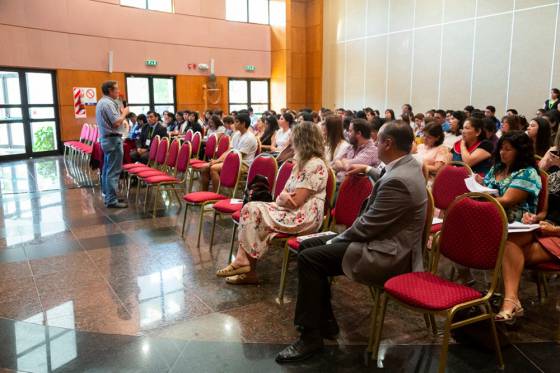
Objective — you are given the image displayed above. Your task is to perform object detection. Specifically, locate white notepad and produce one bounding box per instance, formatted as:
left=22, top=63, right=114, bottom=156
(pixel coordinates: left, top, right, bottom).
left=464, top=175, right=499, bottom=195
left=508, top=221, right=540, bottom=233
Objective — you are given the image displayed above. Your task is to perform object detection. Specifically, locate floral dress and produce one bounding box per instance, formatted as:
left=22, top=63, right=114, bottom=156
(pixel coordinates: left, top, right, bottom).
left=238, top=157, right=328, bottom=259
left=484, top=166, right=542, bottom=222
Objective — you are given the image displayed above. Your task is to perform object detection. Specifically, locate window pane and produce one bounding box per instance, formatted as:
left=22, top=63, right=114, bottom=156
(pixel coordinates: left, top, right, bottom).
left=26, top=73, right=54, bottom=105
left=120, top=0, right=146, bottom=9
left=128, top=105, right=151, bottom=116
left=153, top=78, right=174, bottom=104
left=226, top=0, right=248, bottom=22
left=250, top=80, right=269, bottom=103
left=29, top=107, right=55, bottom=119
left=0, top=71, right=21, bottom=105
left=148, top=0, right=172, bottom=12
left=127, top=77, right=149, bottom=104
left=0, top=107, right=23, bottom=120
left=251, top=104, right=269, bottom=116
left=31, top=121, right=58, bottom=152
left=0, top=122, right=26, bottom=155
left=249, top=0, right=269, bottom=24
left=229, top=104, right=249, bottom=113
left=154, top=105, right=175, bottom=115
left=229, top=80, right=248, bottom=103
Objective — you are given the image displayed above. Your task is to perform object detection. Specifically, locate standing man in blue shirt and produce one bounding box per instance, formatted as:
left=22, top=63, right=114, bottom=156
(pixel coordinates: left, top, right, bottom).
left=96, top=80, right=129, bottom=208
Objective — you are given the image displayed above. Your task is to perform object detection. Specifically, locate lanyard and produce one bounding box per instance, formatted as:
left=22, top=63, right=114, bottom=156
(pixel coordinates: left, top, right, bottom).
left=148, top=125, right=156, bottom=139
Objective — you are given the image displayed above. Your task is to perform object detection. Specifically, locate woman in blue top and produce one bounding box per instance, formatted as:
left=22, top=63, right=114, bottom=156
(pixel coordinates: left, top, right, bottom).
left=451, top=117, right=494, bottom=175
left=482, top=131, right=542, bottom=223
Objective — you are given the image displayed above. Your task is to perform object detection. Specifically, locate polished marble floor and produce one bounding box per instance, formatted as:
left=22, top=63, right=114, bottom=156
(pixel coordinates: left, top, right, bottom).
left=0, top=156, right=559, bottom=372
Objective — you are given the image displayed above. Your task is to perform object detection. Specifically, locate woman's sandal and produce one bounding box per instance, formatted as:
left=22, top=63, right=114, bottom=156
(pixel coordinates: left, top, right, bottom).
left=495, top=298, right=524, bottom=323
left=225, top=273, right=259, bottom=285
left=216, top=264, right=250, bottom=277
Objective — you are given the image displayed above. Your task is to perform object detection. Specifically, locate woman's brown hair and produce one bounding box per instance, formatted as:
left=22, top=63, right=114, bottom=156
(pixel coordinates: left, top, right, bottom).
left=323, top=115, right=344, bottom=160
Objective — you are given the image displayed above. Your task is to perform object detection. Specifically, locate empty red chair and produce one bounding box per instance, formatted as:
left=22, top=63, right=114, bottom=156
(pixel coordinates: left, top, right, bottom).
left=209, top=154, right=278, bottom=250
left=184, top=129, right=193, bottom=143
left=190, top=133, right=218, bottom=167
left=430, top=162, right=472, bottom=233
left=143, top=141, right=192, bottom=217
left=64, top=123, right=89, bottom=159
left=181, top=150, right=243, bottom=248
left=371, top=193, right=508, bottom=373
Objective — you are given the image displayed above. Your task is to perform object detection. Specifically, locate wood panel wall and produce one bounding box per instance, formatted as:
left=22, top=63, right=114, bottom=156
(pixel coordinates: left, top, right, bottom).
left=57, top=70, right=230, bottom=141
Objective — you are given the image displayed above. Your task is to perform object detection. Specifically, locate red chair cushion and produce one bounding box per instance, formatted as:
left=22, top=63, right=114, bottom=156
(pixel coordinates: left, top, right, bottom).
left=127, top=166, right=153, bottom=174
left=232, top=210, right=241, bottom=222
left=531, top=261, right=560, bottom=271
left=191, top=162, right=210, bottom=170
left=384, top=272, right=482, bottom=311
left=287, top=238, right=301, bottom=251
left=213, top=199, right=243, bottom=214
left=431, top=223, right=442, bottom=234
left=145, top=175, right=179, bottom=184
left=183, top=192, right=228, bottom=204
left=274, top=232, right=291, bottom=239
left=123, top=163, right=145, bottom=170
left=136, top=169, right=167, bottom=178
left=189, top=159, right=203, bottom=165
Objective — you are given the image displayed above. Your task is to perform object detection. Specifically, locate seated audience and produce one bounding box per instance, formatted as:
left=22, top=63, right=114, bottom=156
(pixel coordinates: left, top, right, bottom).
left=384, top=109, right=395, bottom=121
left=206, top=114, right=226, bottom=139
left=485, top=105, right=501, bottom=130
left=464, top=105, right=475, bottom=118
left=130, top=110, right=168, bottom=164
left=415, top=122, right=450, bottom=179
left=223, top=115, right=235, bottom=136
left=260, top=115, right=279, bottom=150
left=275, top=121, right=427, bottom=363
left=323, top=115, right=350, bottom=166
left=364, top=107, right=376, bottom=123
left=127, top=112, right=142, bottom=140
left=544, top=88, right=560, bottom=111
left=481, top=131, right=541, bottom=222
left=168, top=111, right=184, bottom=136
left=216, top=122, right=328, bottom=285
left=163, top=111, right=178, bottom=133
left=333, top=118, right=379, bottom=182
left=527, top=117, right=552, bottom=157
left=199, top=113, right=257, bottom=192
left=185, top=111, right=203, bottom=134
left=497, top=220, right=560, bottom=322
left=443, top=111, right=464, bottom=148
left=500, top=115, right=523, bottom=135
left=544, top=109, right=560, bottom=143
left=539, top=135, right=560, bottom=223
left=413, top=113, right=425, bottom=137
left=507, top=108, right=519, bottom=116
left=483, top=118, right=499, bottom=151
left=451, top=117, right=493, bottom=175
left=252, top=115, right=265, bottom=138
left=271, top=112, right=293, bottom=152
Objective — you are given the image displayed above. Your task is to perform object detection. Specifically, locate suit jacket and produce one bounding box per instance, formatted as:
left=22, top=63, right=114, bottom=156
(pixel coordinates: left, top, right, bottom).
left=333, top=154, right=427, bottom=286
left=137, top=122, right=168, bottom=149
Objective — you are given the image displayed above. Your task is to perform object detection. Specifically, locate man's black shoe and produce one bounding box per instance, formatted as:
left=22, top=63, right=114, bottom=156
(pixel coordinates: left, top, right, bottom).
left=321, top=319, right=340, bottom=340
left=107, top=202, right=128, bottom=208
left=275, top=337, right=323, bottom=364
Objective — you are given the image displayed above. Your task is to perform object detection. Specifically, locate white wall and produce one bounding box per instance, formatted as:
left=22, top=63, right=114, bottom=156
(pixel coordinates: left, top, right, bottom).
left=323, top=0, right=560, bottom=116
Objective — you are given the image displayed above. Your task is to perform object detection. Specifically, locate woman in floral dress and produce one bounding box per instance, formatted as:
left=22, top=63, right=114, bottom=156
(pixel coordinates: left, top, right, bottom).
left=217, top=121, right=328, bottom=284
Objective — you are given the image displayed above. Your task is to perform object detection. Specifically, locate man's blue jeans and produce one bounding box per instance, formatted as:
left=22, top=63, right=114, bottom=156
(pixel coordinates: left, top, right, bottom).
left=100, top=136, right=123, bottom=206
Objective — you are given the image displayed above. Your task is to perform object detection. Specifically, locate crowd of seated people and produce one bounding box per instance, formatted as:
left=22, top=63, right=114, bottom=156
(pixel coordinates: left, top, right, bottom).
left=111, top=87, right=560, bottom=363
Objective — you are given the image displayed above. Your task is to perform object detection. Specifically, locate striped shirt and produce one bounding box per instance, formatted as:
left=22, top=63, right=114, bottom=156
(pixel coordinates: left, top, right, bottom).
left=337, top=139, right=379, bottom=182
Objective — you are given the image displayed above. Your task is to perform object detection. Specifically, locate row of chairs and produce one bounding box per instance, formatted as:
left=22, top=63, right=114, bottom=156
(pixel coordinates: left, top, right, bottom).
left=63, top=123, right=100, bottom=184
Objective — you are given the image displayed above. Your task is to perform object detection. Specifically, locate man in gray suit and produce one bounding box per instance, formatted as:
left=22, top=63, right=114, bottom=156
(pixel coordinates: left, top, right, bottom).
left=276, top=120, right=427, bottom=364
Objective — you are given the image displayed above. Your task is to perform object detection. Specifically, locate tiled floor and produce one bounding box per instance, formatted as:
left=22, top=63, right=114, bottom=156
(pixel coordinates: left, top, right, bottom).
left=0, top=156, right=559, bottom=372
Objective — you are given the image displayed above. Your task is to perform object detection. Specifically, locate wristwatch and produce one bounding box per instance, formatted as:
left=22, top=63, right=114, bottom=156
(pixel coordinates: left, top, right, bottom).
left=365, top=166, right=372, bottom=174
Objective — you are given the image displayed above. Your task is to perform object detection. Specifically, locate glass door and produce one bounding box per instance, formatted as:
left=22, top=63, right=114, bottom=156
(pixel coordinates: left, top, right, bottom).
left=0, top=69, right=59, bottom=160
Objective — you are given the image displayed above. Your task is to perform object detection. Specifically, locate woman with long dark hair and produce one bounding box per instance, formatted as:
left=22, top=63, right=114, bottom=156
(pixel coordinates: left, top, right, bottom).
left=451, top=116, right=493, bottom=175
left=260, top=115, right=279, bottom=149
left=322, top=115, right=350, bottom=165
left=527, top=117, right=552, bottom=157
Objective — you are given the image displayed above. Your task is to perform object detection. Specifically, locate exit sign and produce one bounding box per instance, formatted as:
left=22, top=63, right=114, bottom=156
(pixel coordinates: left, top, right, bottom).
left=244, top=65, right=256, bottom=72
left=145, top=59, right=158, bottom=66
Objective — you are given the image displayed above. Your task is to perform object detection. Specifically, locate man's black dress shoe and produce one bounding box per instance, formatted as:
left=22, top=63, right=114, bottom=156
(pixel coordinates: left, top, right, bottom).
left=275, top=337, right=323, bottom=364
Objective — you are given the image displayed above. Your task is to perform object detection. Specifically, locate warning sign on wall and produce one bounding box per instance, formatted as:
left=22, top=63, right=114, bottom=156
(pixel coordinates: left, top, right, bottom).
left=74, top=87, right=97, bottom=106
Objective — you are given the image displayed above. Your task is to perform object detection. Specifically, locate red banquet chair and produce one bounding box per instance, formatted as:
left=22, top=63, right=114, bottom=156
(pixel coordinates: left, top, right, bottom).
left=142, top=141, right=192, bottom=217
left=430, top=161, right=473, bottom=233
left=209, top=154, right=278, bottom=251
left=128, top=137, right=169, bottom=203
left=122, top=136, right=160, bottom=195
left=181, top=149, right=243, bottom=248
left=227, top=159, right=295, bottom=263
left=64, top=123, right=89, bottom=160
left=185, top=132, right=203, bottom=192
left=183, top=129, right=194, bottom=143
left=215, top=135, right=230, bottom=158
left=370, top=193, right=508, bottom=373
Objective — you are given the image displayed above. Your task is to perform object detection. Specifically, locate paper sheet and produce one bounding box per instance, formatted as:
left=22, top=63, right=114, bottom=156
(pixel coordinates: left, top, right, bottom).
left=464, top=175, right=499, bottom=195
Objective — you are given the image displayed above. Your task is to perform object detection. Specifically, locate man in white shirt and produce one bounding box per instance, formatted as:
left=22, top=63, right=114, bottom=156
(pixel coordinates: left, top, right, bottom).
left=200, top=112, right=257, bottom=192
